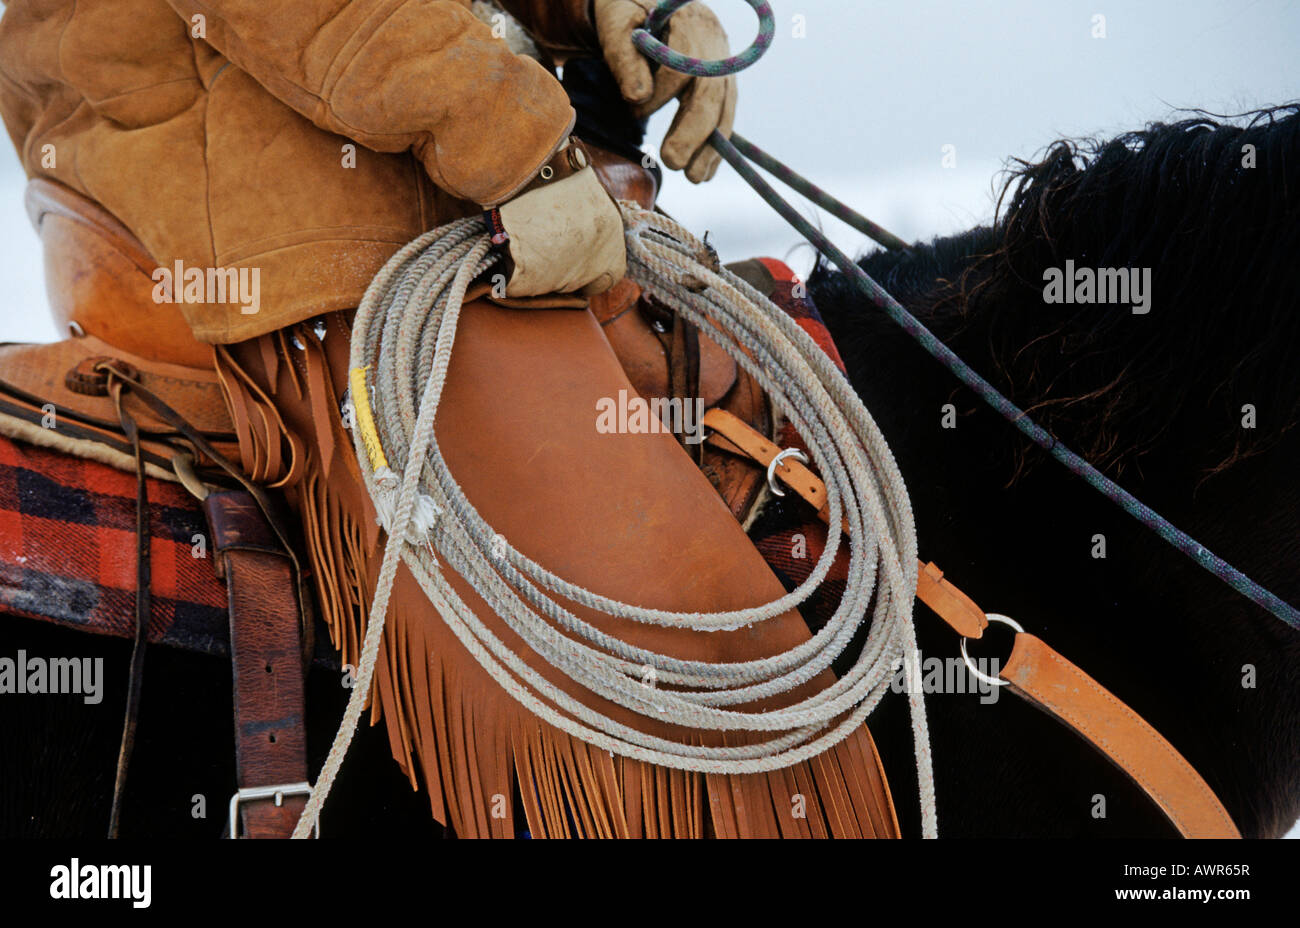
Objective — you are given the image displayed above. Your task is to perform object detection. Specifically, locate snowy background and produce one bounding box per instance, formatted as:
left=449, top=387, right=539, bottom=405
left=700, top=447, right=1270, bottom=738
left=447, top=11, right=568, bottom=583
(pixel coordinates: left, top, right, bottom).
left=0, top=0, right=1295, bottom=835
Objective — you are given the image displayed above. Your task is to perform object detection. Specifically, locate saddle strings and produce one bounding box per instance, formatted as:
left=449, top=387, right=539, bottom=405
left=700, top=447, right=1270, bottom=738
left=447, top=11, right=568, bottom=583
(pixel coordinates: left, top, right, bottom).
left=294, top=205, right=937, bottom=838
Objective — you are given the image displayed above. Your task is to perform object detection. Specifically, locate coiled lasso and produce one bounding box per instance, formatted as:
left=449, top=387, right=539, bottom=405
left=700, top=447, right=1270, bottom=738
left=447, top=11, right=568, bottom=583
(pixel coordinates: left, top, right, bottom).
left=292, top=204, right=937, bottom=838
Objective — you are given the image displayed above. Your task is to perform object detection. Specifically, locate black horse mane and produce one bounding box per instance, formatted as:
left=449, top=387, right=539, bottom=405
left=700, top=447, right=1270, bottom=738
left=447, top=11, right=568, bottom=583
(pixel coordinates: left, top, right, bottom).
left=812, top=104, right=1300, bottom=485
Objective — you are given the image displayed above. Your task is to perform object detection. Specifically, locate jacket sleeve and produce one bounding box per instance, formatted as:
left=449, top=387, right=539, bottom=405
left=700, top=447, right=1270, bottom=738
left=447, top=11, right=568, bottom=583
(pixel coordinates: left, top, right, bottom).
left=164, top=0, right=575, bottom=206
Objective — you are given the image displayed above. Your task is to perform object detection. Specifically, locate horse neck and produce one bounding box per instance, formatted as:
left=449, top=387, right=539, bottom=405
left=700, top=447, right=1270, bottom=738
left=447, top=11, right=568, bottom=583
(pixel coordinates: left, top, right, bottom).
left=812, top=234, right=1300, bottom=837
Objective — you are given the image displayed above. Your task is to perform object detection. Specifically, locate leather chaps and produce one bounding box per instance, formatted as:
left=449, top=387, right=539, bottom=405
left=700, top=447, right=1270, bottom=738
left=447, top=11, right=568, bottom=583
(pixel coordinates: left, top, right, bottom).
left=214, top=296, right=901, bottom=838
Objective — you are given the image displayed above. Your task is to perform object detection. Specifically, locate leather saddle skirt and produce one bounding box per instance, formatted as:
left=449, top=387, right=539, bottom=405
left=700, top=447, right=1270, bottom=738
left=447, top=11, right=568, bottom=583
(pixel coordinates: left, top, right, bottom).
left=0, top=335, right=236, bottom=476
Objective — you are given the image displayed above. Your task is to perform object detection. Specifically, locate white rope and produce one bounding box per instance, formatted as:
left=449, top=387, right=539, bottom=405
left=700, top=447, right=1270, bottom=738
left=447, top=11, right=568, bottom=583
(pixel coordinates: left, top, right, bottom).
left=292, top=204, right=938, bottom=837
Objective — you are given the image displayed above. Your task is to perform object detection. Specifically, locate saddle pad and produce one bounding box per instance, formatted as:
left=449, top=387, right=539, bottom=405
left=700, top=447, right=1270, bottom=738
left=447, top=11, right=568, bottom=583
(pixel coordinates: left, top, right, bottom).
left=0, top=433, right=230, bottom=654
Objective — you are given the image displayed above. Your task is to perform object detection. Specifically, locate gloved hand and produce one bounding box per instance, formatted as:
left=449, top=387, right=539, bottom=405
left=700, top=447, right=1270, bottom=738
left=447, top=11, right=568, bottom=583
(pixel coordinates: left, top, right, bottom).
left=593, top=0, right=737, bottom=183
left=486, top=137, right=627, bottom=297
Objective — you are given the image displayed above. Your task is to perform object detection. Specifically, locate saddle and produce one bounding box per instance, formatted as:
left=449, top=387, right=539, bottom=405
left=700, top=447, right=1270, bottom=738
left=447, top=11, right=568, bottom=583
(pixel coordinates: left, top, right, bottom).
left=3, top=180, right=236, bottom=464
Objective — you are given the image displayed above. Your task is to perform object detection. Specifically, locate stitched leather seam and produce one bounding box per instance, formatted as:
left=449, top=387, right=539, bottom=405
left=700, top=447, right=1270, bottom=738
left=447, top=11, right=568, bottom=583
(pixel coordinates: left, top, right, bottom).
left=1026, top=644, right=1235, bottom=835
left=77, top=77, right=201, bottom=107
left=214, top=226, right=420, bottom=264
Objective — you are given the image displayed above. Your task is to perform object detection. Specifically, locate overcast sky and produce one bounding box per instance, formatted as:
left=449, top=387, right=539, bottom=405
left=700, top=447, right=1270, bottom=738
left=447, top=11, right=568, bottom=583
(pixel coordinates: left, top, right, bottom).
left=0, top=0, right=1294, bottom=835
left=649, top=0, right=1300, bottom=278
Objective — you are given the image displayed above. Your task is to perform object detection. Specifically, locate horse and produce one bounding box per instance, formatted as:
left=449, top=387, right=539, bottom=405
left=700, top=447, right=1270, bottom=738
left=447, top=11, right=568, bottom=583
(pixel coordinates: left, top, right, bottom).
left=805, top=104, right=1300, bottom=837
left=2, top=105, right=1296, bottom=838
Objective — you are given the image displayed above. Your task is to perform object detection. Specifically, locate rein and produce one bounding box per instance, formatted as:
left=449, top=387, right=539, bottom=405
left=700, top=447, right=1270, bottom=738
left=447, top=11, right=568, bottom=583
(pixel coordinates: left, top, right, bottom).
left=639, top=0, right=1300, bottom=631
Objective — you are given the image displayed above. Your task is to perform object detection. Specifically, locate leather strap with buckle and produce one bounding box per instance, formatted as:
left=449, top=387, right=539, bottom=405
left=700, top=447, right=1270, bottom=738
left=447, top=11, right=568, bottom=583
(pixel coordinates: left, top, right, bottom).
left=511, top=136, right=593, bottom=199
left=203, top=489, right=315, bottom=839
left=482, top=136, right=596, bottom=245
left=40, top=358, right=316, bottom=839
left=701, top=406, right=1240, bottom=838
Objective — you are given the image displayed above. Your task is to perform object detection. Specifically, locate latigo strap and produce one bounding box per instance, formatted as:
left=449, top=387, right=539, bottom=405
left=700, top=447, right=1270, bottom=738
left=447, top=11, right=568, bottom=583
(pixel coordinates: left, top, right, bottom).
left=204, top=490, right=313, bottom=839
left=1000, top=634, right=1239, bottom=839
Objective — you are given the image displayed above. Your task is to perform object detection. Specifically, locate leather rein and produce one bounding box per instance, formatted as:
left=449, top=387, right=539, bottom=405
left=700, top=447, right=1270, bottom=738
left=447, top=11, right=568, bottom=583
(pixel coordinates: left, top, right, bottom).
left=704, top=407, right=1240, bottom=838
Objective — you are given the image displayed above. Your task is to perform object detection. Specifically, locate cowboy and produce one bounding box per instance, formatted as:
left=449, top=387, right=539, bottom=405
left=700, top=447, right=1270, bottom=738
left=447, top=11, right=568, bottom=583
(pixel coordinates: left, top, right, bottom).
left=0, top=0, right=901, bottom=837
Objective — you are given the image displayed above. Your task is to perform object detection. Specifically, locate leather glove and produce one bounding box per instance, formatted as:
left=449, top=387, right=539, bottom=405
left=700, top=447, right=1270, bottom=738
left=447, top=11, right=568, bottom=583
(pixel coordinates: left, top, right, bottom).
left=593, top=0, right=737, bottom=183
left=486, top=138, right=627, bottom=297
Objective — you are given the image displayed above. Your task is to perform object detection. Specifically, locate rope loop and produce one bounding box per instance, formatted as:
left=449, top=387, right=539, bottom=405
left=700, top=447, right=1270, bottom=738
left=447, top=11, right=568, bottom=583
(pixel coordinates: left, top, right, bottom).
left=633, top=0, right=775, bottom=77
left=295, top=205, right=939, bottom=838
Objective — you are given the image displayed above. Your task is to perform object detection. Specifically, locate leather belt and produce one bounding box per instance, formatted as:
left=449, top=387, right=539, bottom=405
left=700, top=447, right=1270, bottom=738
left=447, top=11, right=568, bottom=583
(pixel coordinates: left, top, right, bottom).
left=702, top=407, right=1241, bottom=838
left=204, top=489, right=314, bottom=839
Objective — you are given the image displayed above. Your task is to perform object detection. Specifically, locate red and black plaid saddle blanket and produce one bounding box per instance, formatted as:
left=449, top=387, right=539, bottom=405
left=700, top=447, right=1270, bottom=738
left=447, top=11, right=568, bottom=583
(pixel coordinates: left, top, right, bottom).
left=0, top=257, right=852, bottom=651
left=0, top=434, right=230, bottom=654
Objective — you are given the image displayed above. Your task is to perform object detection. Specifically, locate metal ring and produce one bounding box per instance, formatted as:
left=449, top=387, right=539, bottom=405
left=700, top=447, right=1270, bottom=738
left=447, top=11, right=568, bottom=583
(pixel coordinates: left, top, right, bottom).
left=958, top=613, right=1024, bottom=688
left=539, top=165, right=554, bottom=180
left=632, top=0, right=775, bottom=78
left=766, top=447, right=809, bottom=497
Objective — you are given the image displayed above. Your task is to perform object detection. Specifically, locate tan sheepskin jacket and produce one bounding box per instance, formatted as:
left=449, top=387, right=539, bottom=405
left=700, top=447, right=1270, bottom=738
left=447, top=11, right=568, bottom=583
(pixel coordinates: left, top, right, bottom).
left=0, top=0, right=598, bottom=342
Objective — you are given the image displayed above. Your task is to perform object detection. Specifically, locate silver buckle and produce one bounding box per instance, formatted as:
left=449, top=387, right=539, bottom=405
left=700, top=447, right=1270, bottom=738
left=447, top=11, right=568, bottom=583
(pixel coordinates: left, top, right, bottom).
left=227, top=781, right=319, bottom=838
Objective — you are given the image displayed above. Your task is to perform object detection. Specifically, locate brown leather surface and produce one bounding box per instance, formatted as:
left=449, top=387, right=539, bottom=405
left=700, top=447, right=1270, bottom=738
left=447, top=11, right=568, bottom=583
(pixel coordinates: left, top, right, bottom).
left=597, top=304, right=767, bottom=521
left=667, top=310, right=702, bottom=456
left=218, top=301, right=900, bottom=838
left=915, top=562, right=989, bottom=640
left=705, top=406, right=831, bottom=515
left=1000, top=633, right=1239, bottom=838
left=0, top=336, right=230, bottom=433
left=588, top=276, right=642, bottom=325
left=0, top=335, right=237, bottom=468
left=204, top=490, right=310, bottom=839
left=585, top=142, right=752, bottom=497
left=1, top=0, right=578, bottom=343
left=176, top=135, right=894, bottom=836
left=703, top=406, right=989, bottom=636
left=509, top=136, right=595, bottom=201
left=498, top=0, right=600, bottom=57
left=697, top=368, right=772, bottom=522
left=588, top=141, right=660, bottom=207
left=21, top=141, right=652, bottom=368
left=598, top=301, right=738, bottom=412
left=26, top=179, right=211, bottom=368
left=415, top=301, right=897, bottom=836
